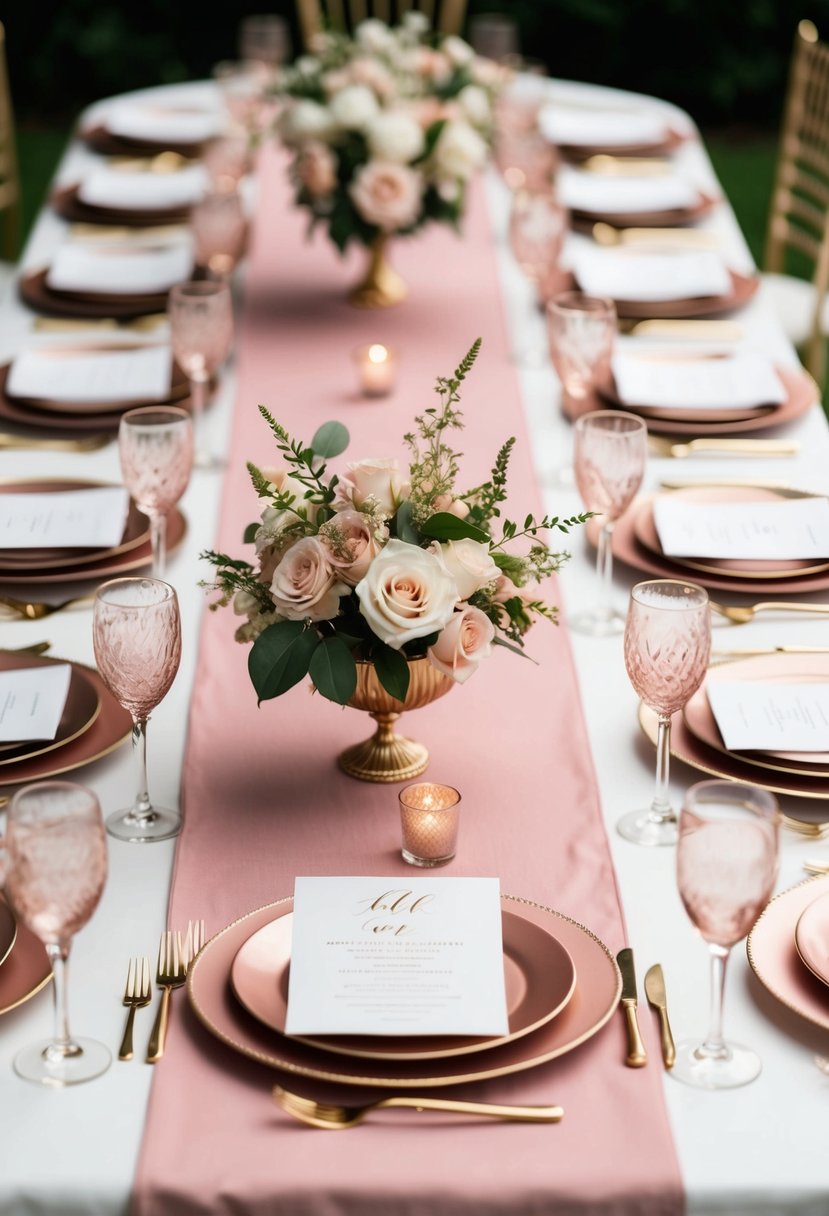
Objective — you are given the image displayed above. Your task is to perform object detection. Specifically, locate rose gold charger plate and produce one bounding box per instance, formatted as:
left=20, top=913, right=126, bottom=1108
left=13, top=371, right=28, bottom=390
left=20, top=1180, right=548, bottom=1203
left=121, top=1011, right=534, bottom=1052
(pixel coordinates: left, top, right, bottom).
left=189, top=895, right=621, bottom=1089
left=230, top=907, right=577, bottom=1062
left=52, top=183, right=191, bottom=228
left=0, top=651, right=101, bottom=767
left=794, top=889, right=829, bottom=988
left=559, top=126, right=687, bottom=162
left=19, top=269, right=169, bottom=320
left=0, top=653, right=132, bottom=789
left=571, top=191, right=718, bottom=232
left=0, top=896, right=51, bottom=1017
left=747, top=876, right=829, bottom=1033
left=81, top=123, right=206, bottom=160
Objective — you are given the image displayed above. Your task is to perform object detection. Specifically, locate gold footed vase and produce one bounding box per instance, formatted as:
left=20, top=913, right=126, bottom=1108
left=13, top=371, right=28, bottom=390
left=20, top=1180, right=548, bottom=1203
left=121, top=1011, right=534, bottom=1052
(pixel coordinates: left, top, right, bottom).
left=349, top=235, right=408, bottom=309
left=338, top=658, right=453, bottom=783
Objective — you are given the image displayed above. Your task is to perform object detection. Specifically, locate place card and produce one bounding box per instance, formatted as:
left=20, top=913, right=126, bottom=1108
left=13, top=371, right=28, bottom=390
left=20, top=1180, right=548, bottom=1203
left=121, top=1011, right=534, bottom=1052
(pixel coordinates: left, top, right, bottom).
left=612, top=352, right=787, bottom=410
left=653, top=496, right=829, bottom=560
left=707, top=680, right=829, bottom=752
left=539, top=104, right=668, bottom=148
left=106, top=102, right=221, bottom=145
left=46, top=241, right=193, bottom=296
left=0, top=486, right=130, bottom=550
left=8, top=345, right=173, bottom=405
left=0, top=664, right=71, bottom=743
left=285, top=876, right=509, bottom=1037
left=78, top=164, right=208, bottom=212
left=557, top=165, right=699, bottom=215
left=570, top=246, right=732, bottom=301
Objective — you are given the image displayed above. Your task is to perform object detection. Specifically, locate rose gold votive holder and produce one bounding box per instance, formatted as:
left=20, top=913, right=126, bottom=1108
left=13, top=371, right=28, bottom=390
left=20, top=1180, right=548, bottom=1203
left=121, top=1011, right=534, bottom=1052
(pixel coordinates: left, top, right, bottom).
left=353, top=343, right=397, bottom=398
left=399, top=783, right=461, bottom=868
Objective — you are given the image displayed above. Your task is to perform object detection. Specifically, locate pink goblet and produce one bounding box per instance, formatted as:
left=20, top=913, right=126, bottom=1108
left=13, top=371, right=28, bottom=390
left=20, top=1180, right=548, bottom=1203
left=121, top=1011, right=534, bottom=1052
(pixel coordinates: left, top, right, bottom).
left=118, top=405, right=193, bottom=579
left=191, top=188, right=247, bottom=281
left=168, top=279, right=233, bottom=468
left=546, top=291, right=617, bottom=416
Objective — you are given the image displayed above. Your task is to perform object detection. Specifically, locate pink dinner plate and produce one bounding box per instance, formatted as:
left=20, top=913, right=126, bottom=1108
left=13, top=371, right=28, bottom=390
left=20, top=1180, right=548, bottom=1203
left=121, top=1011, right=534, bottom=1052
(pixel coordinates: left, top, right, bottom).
left=0, top=899, right=51, bottom=1016
left=747, top=876, right=829, bottom=1032
left=794, top=890, right=829, bottom=988
left=570, top=190, right=718, bottom=232
left=600, top=360, right=786, bottom=423
left=230, top=908, right=577, bottom=1062
left=188, top=895, right=621, bottom=1089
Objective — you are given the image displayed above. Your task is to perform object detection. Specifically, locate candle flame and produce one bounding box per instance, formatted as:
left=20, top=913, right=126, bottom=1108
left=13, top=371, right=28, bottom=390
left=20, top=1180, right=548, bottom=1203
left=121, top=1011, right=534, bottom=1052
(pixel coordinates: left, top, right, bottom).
left=368, top=343, right=388, bottom=364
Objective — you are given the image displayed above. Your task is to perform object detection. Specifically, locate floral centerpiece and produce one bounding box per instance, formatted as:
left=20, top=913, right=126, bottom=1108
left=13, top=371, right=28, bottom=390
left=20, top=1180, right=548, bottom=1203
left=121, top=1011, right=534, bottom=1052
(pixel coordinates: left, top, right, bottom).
left=277, top=14, right=505, bottom=305
left=203, top=340, right=588, bottom=780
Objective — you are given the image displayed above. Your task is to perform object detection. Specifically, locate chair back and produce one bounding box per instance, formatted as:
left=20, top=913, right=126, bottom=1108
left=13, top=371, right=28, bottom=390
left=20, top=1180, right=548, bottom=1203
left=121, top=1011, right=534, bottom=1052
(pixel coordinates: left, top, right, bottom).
left=0, top=22, right=20, bottom=261
left=296, top=0, right=468, bottom=50
left=764, top=20, right=829, bottom=383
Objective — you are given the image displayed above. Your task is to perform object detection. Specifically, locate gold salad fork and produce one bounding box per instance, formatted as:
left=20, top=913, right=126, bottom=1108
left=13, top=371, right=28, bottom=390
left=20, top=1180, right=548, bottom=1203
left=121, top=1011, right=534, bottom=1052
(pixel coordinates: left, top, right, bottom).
left=272, top=1086, right=564, bottom=1129
left=709, top=600, right=829, bottom=625
left=119, top=956, right=151, bottom=1061
left=146, top=930, right=187, bottom=1064
left=0, top=433, right=110, bottom=453
left=0, top=593, right=94, bottom=621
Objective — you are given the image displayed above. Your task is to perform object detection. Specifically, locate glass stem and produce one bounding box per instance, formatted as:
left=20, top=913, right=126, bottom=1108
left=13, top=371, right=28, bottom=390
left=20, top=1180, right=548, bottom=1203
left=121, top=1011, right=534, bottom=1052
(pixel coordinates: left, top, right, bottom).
left=596, top=521, right=615, bottom=621
left=699, top=944, right=731, bottom=1060
left=650, top=713, right=675, bottom=825
left=46, top=942, right=81, bottom=1060
left=190, top=376, right=208, bottom=463
left=132, top=716, right=154, bottom=825
left=149, top=512, right=167, bottom=580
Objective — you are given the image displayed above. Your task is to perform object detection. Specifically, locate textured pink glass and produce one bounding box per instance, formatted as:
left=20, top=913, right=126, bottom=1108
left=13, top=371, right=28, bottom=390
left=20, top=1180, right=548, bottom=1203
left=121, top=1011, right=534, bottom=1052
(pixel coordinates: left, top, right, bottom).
left=495, top=128, right=557, bottom=194
left=203, top=135, right=251, bottom=192
left=168, top=280, right=233, bottom=466
left=509, top=191, right=567, bottom=284
left=118, top=406, right=193, bottom=579
left=624, top=580, right=711, bottom=717
left=547, top=292, right=617, bottom=406
left=191, top=190, right=247, bottom=279
left=93, top=578, right=181, bottom=720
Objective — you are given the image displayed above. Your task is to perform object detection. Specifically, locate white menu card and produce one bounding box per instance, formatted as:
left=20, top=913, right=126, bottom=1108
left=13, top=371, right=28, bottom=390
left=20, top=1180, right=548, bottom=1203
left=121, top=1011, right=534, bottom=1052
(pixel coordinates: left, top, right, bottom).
left=106, top=102, right=221, bottom=144
left=557, top=165, right=699, bottom=215
left=653, top=496, right=829, bottom=559
left=78, top=164, right=207, bottom=211
left=285, top=876, right=509, bottom=1037
left=612, top=352, right=786, bottom=411
left=46, top=241, right=193, bottom=295
left=0, top=486, right=130, bottom=550
left=570, top=246, right=732, bottom=301
left=539, top=104, right=668, bottom=148
left=0, top=664, right=71, bottom=743
left=707, top=681, right=829, bottom=752
left=8, top=345, right=173, bottom=405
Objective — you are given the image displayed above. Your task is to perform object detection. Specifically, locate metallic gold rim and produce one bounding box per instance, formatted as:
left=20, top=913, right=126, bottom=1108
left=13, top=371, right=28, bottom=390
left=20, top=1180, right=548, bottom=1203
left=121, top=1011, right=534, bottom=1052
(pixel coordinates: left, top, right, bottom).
left=793, top=892, right=829, bottom=990
left=746, top=875, right=829, bottom=1032
left=188, top=895, right=622, bottom=1088
left=0, top=901, right=17, bottom=968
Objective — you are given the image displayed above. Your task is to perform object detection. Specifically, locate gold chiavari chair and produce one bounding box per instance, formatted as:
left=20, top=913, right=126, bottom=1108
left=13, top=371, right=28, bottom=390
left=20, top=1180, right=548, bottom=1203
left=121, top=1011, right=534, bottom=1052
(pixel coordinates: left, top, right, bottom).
left=764, top=20, right=829, bottom=388
left=296, top=0, right=468, bottom=50
left=0, top=21, right=20, bottom=277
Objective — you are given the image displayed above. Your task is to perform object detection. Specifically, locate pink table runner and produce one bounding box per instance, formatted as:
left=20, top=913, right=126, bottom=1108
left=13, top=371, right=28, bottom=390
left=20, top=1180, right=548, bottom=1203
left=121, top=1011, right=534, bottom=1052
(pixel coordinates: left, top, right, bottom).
left=134, top=148, right=683, bottom=1216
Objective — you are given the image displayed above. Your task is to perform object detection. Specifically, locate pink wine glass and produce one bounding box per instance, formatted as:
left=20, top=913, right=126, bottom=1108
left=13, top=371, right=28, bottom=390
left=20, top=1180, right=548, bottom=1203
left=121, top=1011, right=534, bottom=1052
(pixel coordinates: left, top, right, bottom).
left=118, top=405, right=193, bottom=579
left=168, top=280, right=233, bottom=468
left=675, top=779, right=779, bottom=1088
left=620, top=579, right=711, bottom=846
left=4, top=781, right=110, bottom=1086
left=191, top=189, right=247, bottom=281
left=93, top=577, right=182, bottom=843
left=571, top=410, right=647, bottom=635
left=508, top=191, right=568, bottom=365
left=546, top=291, right=617, bottom=416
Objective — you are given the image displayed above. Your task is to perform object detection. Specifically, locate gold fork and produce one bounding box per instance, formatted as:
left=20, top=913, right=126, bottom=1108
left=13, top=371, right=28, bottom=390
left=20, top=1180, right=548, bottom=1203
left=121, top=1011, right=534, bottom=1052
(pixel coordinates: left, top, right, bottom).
left=0, top=433, right=110, bottom=453
left=648, top=436, right=799, bottom=459
left=593, top=221, right=720, bottom=249
left=709, top=600, right=829, bottom=625
left=118, top=956, right=151, bottom=1061
left=146, top=930, right=187, bottom=1064
left=0, top=594, right=95, bottom=621
left=33, top=314, right=168, bottom=334
left=272, top=1085, right=564, bottom=1129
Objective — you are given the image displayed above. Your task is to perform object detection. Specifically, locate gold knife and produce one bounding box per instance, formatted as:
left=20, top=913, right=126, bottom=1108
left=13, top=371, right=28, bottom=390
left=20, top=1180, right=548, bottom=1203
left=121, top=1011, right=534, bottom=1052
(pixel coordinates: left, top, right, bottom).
left=644, top=964, right=676, bottom=1069
left=617, top=948, right=647, bottom=1067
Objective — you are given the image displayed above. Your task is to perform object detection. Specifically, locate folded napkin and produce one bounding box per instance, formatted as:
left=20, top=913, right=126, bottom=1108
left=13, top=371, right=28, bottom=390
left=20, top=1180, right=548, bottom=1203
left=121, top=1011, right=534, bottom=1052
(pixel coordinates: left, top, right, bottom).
left=77, top=164, right=208, bottom=211
left=46, top=242, right=193, bottom=296
left=0, top=664, right=72, bottom=743
left=7, top=344, right=174, bottom=405
left=570, top=246, right=732, bottom=301
left=557, top=165, right=700, bottom=215
left=612, top=352, right=787, bottom=410
left=539, top=104, right=668, bottom=147
left=653, top=495, right=829, bottom=559
left=106, top=102, right=221, bottom=145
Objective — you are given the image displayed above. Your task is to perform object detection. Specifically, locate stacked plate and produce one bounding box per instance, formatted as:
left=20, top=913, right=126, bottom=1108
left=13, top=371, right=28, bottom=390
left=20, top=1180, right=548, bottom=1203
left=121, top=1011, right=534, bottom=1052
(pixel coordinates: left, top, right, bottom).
left=748, top=874, right=829, bottom=1033
left=538, top=100, right=686, bottom=162
left=81, top=99, right=222, bottom=159
left=188, top=895, right=622, bottom=1088
left=556, top=163, right=717, bottom=231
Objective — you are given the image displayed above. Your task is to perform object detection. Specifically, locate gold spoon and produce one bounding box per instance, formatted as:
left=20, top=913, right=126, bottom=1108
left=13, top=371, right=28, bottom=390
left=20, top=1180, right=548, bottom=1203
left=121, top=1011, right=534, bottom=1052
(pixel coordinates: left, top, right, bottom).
left=272, top=1085, right=564, bottom=1129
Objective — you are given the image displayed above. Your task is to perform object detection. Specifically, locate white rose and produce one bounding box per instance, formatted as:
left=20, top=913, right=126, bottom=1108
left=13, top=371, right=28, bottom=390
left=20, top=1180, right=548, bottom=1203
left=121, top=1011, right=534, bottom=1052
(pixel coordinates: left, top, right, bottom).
left=366, top=111, right=425, bottom=163
left=436, top=538, right=499, bottom=600
left=355, top=18, right=397, bottom=53
left=428, top=604, right=495, bottom=683
left=457, top=84, right=491, bottom=128
left=334, top=458, right=410, bottom=516
left=294, top=55, right=321, bottom=76
left=403, top=10, right=430, bottom=35
left=282, top=100, right=335, bottom=144
left=432, top=120, right=488, bottom=179
left=329, top=84, right=380, bottom=130
left=270, top=537, right=349, bottom=622
left=442, top=35, right=475, bottom=67
left=356, top=540, right=459, bottom=649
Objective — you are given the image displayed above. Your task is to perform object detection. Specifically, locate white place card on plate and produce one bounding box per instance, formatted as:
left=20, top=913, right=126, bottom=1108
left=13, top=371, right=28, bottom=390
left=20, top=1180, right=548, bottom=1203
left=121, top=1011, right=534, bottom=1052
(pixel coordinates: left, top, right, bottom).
left=46, top=242, right=193, bottom=296
left=0, top=664, right=72, bottom=743
left=570, top=246, right=732, bottom=301
left=539, top=105, right=668, bottom=148
left=557, top=165, right=699, bottom=215
left=285, top=876, right=509, bottom=1037
left=106, top=103, right=221, bottom=144
left=653, top=496, right=829, bottom=560
left=0, top=486, right=130, bottom=550
left=612, top=352, right=787, bottom=411
left=78, top=164, right=208, bottom=212
left=7, top=345, right=173, bottom=405
left=707, top=680, right=829, bottom=752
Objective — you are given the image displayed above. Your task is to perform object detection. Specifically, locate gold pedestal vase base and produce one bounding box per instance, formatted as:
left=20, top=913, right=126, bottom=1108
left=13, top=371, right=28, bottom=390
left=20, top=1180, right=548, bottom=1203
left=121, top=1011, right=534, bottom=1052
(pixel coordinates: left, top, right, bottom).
left=349, top=237, right=408, bottom=309
left=338, top=712, right=429, bottom=783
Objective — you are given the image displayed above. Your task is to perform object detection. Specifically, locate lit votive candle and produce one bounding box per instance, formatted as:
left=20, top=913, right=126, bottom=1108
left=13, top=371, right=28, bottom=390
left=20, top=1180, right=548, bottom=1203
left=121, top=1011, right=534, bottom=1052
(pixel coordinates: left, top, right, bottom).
left=354, top=343, right=397, bottom=398
left=399, top=783, right=461, bottom=868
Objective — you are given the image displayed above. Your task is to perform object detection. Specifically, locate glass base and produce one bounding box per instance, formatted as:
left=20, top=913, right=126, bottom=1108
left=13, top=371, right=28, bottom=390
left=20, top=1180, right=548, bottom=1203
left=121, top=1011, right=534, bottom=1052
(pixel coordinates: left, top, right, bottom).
left=14, top=1037, right=111, bottom=1087
left=568, top=606, right=626, bottom=637
left=617, top=808, right=678, bottom=847
left=671, top=1038, right=762, bottom=1089
left=106, top=805, right=181, bottom=843
left=401, top=849, right=455, bottom=868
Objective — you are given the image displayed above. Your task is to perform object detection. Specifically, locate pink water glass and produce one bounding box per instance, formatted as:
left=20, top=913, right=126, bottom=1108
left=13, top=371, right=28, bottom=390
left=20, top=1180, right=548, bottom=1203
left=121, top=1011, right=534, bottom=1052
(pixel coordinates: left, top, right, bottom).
left=213, top=60, right=271, bottom=135
left=191, top=188, right=247, bottom=280
left=674, top=780, right=779, bottom=1088
left=168, top=280, right=233, bottom=467
left=93, top=577, right=182, bottom=843
left=4, top=781, right=110, bottom=1086
left=546, top=291, right=617, bottom=416
left=620, top=580, right=711, bottom=846
left=509, top=190, right=568, bottom=295
left=118, top=405, right=193, bottom=579
left=203, top=134, right=252, bottom=193
left=572, top=410, right=647, bottom=635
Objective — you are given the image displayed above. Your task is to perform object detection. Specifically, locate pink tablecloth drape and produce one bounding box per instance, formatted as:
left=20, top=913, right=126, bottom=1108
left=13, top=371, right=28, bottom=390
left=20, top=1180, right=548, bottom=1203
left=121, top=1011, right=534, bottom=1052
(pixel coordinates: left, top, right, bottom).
left=133, top=148, right=683, bottom=1216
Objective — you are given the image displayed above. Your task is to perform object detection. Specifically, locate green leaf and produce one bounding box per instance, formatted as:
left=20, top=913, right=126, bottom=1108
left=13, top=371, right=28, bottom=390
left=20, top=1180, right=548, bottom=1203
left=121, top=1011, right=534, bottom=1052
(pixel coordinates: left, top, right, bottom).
left=248, top=621, right=319, bottom=702
left=243, top=522, right=258, bottom=545
left=492, top=636, right=539, bottom=663
left=309, top=636, right=358, bottom=705
left=394, top=500, right=420, bottom=545
left=311, top=420, right=350, bottom=459
left=420, top=512, right=490, bottom=543
left=372, top=642, right=411, bottom=702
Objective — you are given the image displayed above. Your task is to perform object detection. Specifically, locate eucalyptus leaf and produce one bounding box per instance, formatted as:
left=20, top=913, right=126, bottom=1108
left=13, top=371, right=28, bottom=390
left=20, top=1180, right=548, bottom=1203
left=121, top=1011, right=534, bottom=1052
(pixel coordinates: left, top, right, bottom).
left=243, top=522, right=258, bottom=545
left=492, top=636, right=539, bottom=663
left=309, top=636, right=358, bottom=705
left=311, top=420, right=350, bottom=459
left=420, top=512, right=490, bottom=543
left=372, top=642, right=411, bottom=702
left=248, top=621, right=319, bottom=702
left=394, top=499, right=420, bottom=545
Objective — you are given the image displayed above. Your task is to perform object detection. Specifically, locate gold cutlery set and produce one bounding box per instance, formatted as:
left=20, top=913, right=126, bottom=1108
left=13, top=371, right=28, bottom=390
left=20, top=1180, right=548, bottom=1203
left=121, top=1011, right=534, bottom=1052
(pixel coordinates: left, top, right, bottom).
left=118, top=920, right=204, bottom=1064
left=616, top=949, right=675, bottom=1071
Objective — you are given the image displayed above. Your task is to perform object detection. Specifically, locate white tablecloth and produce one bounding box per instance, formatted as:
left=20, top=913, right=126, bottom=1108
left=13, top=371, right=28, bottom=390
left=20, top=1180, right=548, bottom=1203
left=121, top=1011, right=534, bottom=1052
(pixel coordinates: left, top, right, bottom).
left=0, top=79, right=827, bottom=1216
